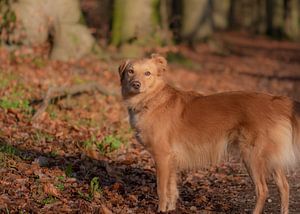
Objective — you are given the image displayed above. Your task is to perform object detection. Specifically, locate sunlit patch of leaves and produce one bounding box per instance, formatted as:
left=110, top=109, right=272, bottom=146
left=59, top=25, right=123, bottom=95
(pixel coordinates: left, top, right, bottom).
left=0, top=72, right=16, bottom=90
left=0, top=86, right=31, bottom=112
left=45, top=104, right=58, bottom=119
left=49, top=111, right=57, bottom=119
left=41, top=196, right=57, bottom=205
left=60, top=114, right=70, bottom=122
left=77, top=190, right=93, bottom=202
left=57, top=175, right=65, bottom=181
left=0, top=78, right=33, bottom=113
left=72, top=75, right=87, bottom=85
left=32, top=129, right=54, bottom=144
left=55, top=183, right=65, bottom=191
left=0, top=144, right=18, bottom=156
left=77, top=177, right=102, bottom=202
left=82, top=134, right=123, bottom=155
left=89, top=177, right=102, bottom=198
left=0, top=153, right=18, bottom=168
left=76, top=118, right=99, bottom=128
left=32, top=57, right=46, bottom=69
left=0, top=72, right=16, bottom=85
left=0, top=143, right=33, bottom=166
left=49, top=150, right=58, bottom=158
left=0, top=152, right=11, bottom=167
left=0, top=98, right=32, bottom=113
left=82, top=136, right=94, bottom=149
left=98, top=134, right=122, bottom=154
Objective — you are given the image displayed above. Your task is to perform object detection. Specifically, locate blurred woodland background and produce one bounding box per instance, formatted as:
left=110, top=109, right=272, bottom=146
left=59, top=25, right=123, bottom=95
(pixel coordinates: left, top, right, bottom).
left=1, top=0, right=300, bottom=213
left=1, top=0, right=300, bottom=60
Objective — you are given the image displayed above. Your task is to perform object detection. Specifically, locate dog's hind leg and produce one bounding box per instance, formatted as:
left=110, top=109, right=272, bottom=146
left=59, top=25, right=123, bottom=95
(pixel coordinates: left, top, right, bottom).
left=242, top=143, right=269, bottom=214
left=249, top=159, right=269, bottom=214
left=273, top=168, right=289, bottom=214
left=240, top=133, right=270, bottom=213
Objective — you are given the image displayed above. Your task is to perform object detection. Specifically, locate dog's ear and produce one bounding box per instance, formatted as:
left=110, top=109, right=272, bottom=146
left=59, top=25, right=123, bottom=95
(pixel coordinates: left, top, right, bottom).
left=151, top=54, right=167, bottom=74
left=118, top=60, right=130, bottom=78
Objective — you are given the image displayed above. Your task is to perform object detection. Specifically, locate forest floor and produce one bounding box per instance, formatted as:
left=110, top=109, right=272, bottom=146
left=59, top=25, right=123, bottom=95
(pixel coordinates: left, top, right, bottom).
left=0, top=32, right=300, bottom=213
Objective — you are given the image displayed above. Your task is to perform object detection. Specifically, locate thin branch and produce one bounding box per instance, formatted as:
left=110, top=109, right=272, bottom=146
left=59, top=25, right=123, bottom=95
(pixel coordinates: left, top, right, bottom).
left=32, top=82, right=118, bottom=121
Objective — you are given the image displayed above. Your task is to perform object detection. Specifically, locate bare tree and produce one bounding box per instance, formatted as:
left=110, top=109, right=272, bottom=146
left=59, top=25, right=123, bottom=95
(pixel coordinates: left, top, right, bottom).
left=1, top=0, right=96, bottom=61
left=181, top=0, right=230, bottom=43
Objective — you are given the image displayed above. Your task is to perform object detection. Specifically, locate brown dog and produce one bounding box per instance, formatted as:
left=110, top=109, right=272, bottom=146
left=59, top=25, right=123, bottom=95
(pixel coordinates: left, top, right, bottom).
left=119, top=54, right=300, bottom=214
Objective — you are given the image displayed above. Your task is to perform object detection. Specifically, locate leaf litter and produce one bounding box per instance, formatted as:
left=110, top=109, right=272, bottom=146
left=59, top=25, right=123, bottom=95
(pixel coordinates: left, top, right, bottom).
left=0, top=32, right=300, bottom=213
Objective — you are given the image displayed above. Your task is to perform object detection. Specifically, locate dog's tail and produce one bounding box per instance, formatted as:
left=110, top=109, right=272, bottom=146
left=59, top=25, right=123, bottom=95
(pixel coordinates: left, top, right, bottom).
left=292, top=101, right=300, bottom=162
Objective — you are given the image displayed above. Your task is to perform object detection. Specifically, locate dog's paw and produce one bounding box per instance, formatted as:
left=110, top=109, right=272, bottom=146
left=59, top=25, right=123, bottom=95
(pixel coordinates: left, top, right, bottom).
left=166, top=203, right=176, bottom=212
left=158, top=208, right=167, bottom=213
left=158, top=205, right=167, bottom=213
left=158, top=203, right=177, bottom=213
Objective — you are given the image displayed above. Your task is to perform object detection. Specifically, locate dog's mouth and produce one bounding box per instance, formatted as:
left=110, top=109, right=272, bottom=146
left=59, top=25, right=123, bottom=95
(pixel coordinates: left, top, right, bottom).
left=129, top=87, right=141, bottom=94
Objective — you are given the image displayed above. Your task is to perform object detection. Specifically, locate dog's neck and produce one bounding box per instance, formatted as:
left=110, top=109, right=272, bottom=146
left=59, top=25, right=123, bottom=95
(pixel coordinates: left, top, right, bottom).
left=123, top=81, right=171, bottom=114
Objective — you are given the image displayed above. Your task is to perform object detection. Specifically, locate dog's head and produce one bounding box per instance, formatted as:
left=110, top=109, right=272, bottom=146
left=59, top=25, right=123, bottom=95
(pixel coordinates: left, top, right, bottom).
left=118, top=54, right=167, bottom=98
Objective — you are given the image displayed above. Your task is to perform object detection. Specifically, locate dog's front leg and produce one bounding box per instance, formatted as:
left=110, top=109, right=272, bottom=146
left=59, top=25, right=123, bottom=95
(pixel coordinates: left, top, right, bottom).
left=155, top=153, right=171, bottom=212
left=167, top=167, right=178, bottom=211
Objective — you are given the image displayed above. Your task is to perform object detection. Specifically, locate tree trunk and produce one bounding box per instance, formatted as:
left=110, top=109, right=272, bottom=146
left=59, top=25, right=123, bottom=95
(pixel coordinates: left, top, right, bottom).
left=266, top=0, right=285, bottom=38
left=181, top=0, right=213, bottom=41
left=181, top=0, right=230, bottom=42
left=80, top=0, right=112, bottom=44
left=284, top=0, right=299, bottom=40
left=266, top=0, right=300, bottom=40
left=160, top=0, right=173, bottom=45
left=213, top=0, right=231, bottom=30
left=7, top=0, right=95, bottom=61
left=111, top=0, right=162, bottom=51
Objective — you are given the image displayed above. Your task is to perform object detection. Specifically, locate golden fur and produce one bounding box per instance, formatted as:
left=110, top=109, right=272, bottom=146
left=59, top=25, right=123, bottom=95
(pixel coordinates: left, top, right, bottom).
left=119, top=54, right=300, bottom=214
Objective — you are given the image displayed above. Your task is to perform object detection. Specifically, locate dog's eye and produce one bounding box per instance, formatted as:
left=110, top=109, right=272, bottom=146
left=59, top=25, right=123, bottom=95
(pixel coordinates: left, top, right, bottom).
left=145, top=71, right=151, bottom=76
left=128, top=69, right=134, bottom=74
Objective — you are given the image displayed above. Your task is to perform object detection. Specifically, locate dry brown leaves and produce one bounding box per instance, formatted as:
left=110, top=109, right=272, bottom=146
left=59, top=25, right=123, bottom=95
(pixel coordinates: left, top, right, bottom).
left=1, top=32, right=300, bottom=213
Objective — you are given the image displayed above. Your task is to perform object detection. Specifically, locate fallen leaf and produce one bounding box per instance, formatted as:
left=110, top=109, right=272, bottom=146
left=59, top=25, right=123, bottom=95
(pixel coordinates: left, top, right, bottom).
left=101, top=205, right=113, bottom=214
left=43, top=182, right=60, bottom=197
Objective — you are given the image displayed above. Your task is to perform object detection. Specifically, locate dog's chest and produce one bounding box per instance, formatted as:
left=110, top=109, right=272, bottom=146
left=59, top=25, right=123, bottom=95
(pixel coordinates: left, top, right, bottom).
left=128, top=109, right=149, bottom=146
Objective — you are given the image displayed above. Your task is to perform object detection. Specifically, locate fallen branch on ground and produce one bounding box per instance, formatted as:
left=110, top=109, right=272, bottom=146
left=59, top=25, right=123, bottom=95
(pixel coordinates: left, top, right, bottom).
left=32, top=82, right=118, bottom=121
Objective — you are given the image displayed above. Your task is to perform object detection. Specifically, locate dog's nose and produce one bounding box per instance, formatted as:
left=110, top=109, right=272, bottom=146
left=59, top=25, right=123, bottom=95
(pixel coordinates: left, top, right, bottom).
left=131, top=81, right=141, bottom=90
